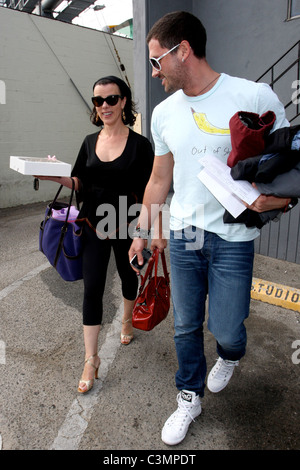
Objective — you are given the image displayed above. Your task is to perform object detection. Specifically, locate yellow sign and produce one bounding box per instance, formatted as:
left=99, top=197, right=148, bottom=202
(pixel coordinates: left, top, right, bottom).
left=251, top=277, right=300, bottom=312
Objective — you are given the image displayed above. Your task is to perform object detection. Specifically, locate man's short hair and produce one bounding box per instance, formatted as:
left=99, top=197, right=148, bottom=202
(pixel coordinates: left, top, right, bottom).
left=147, top=11, right=207, bottom=59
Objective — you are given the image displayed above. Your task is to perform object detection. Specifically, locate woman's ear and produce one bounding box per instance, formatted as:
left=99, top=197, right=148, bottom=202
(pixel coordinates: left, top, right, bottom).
left=121, top=95, right=127, bottom=109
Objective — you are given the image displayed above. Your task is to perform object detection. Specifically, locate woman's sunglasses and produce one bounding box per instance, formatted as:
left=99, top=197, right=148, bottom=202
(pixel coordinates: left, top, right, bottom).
left=91, top=94, right=123, bottom=107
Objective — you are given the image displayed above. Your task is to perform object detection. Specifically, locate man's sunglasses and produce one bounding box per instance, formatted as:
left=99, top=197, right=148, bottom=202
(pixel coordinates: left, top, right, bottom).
left=149, top=43, right=181, bottom=71
left=91, top=94, right=123, bottom=107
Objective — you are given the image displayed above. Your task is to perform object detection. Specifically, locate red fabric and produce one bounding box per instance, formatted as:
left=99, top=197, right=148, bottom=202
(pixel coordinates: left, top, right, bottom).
left=227, top=111, right=276, bottom=168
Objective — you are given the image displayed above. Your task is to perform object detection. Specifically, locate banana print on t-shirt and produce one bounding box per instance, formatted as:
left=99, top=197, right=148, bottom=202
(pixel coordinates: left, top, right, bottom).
left=191, top=108, right=230, bottom=135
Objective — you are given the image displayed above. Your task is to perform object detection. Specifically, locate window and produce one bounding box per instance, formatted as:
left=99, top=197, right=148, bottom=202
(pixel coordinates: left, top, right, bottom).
left=287, top=0, right=300, bottom=19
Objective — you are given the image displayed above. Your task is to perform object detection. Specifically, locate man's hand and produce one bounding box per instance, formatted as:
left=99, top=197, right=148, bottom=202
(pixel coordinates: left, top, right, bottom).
left=150, top=237, right=168, bottom=253
left=244, top=183, right=291, bottom=213
left=129, top=238, right=148, bottom=272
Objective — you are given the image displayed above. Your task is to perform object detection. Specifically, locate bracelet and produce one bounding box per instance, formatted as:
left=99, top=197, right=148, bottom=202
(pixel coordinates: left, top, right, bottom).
left=132, top=226, right=150, bottom=239
left=283, top=199, right=289, bottom=213
left=283, top=197, right=298, bottom=213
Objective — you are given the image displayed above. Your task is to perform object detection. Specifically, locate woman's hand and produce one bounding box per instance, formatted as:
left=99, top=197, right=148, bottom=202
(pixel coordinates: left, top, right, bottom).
left=33, top=175, right=62, bottom=182
left=33, top=176, right=80, bottom=190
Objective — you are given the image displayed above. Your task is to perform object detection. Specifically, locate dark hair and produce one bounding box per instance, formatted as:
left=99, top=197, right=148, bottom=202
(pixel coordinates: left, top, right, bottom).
left=90, top=75, right=137, bottom=127
left=146, top=11, right=207, bottom=59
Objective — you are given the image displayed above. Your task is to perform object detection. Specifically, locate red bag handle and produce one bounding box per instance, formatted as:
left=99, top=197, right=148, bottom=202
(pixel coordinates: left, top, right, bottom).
left=154, top=248, right=169, bottom=284
left=139, top=248, right=169, bottom=291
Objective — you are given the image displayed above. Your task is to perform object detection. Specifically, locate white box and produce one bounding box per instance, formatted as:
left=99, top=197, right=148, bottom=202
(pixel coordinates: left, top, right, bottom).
left=10, top=156, right=71, bottom=177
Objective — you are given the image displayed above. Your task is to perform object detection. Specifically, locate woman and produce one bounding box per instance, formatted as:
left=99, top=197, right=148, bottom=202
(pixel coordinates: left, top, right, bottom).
left=37, top=76, right=154, bottom=393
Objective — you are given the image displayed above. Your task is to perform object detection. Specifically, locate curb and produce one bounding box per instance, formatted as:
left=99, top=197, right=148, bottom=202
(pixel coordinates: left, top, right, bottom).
left=251, top=277, right=300, bottom=312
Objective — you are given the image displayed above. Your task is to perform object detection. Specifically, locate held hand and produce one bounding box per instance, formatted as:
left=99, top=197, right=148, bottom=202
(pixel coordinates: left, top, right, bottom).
left=33, top=175, right=62, bottom=182
left=150, top=237, right=168, bottom=253
left=243, top=183, right=291, bottom=213
left=33, top=176, right=79, bottom=190
left=129, top=238, right=148, bottom=272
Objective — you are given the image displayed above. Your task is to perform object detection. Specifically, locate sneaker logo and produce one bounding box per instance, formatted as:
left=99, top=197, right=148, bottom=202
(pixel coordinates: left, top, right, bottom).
left=181, top=391, right=192, bottom=402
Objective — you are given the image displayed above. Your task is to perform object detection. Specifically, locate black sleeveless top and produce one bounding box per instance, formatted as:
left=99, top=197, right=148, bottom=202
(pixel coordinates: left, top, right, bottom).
left=71, top=128, right=154, bottom=238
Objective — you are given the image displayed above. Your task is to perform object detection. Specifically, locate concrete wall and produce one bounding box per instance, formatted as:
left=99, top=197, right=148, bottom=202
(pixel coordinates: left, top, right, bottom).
left=194, top=0, right=299, bottom=81
left=0, top=7, right=134, bottom=208
left=194, top=0, right=300, bottom=125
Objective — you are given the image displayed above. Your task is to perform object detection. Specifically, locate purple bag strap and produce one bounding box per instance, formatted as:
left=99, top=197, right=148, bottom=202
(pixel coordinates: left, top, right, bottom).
left=47, top=177, right=76, bottom=223
left=49, top=178, right=76, bottom=268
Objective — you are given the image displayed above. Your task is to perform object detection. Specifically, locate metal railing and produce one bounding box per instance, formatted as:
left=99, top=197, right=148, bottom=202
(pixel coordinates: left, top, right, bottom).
left=4, top=0, right=38, bottom=11
left=256, top=40, right=300, bottom=123
left=255, top=40, right=300, bottom=264
left=5, top=0, right=27, bottom=9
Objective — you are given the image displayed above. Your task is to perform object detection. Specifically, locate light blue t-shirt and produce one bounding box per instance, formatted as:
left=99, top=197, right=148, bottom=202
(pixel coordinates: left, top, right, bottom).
left=151, top=73, right=289, bottom=241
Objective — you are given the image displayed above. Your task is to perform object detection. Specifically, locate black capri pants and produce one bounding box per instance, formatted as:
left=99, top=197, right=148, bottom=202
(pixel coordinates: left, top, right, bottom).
left=82, top=224, right=138, bottom=326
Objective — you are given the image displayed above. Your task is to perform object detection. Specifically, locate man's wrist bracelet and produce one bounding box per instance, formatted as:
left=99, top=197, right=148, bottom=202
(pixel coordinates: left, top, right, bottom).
left=283, top=197, right=298, bottom=213
left=132, top=226, right=150, bottom=239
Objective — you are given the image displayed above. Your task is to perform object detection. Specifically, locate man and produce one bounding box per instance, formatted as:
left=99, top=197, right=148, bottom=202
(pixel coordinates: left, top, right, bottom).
left=129, top=11, right=291, bottom=446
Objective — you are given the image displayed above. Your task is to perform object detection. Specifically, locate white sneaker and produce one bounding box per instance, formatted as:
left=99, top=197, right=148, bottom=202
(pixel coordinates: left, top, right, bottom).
left=207, top=357, right=239, bottom=393
left=161, top=390, right=202, bottom=446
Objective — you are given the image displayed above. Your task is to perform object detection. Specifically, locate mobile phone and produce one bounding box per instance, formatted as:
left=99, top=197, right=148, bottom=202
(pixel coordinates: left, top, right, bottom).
left=130, top=248, right=151, bottom=270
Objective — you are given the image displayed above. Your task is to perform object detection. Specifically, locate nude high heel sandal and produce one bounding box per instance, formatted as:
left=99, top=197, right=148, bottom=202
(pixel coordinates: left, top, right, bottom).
left=78, top=354, right=100, bottom=394
left=120, top=318, right=134, bottom=345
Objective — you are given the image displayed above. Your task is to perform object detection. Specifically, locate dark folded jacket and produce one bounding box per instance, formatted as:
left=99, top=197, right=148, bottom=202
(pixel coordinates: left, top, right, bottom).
left=223, top=124, right=300, bottom=228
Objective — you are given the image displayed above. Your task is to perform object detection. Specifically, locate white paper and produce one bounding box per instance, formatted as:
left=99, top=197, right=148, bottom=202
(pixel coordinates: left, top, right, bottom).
left=197, top=154, right=260, bottom=218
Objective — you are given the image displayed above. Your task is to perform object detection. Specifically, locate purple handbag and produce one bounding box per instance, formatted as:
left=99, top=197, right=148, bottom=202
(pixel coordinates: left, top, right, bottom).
left=39, top=178, right=83, bottom=281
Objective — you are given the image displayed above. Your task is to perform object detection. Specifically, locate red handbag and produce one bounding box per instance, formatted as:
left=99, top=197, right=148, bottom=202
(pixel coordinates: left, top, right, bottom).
left=132, top=248, right=170, bottom=331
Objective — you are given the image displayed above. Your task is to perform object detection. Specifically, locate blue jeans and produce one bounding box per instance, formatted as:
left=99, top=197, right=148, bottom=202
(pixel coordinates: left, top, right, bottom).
left=170, top=227, right=254, bottom=397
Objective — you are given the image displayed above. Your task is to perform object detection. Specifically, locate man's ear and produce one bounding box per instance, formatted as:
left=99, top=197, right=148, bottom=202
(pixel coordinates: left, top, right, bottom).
left=180, top=40, right=192, bottom=62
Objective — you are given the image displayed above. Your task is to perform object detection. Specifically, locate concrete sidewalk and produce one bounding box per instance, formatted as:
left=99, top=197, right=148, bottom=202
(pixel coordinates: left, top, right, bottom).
left=0, top=201, right=299, bottom=451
